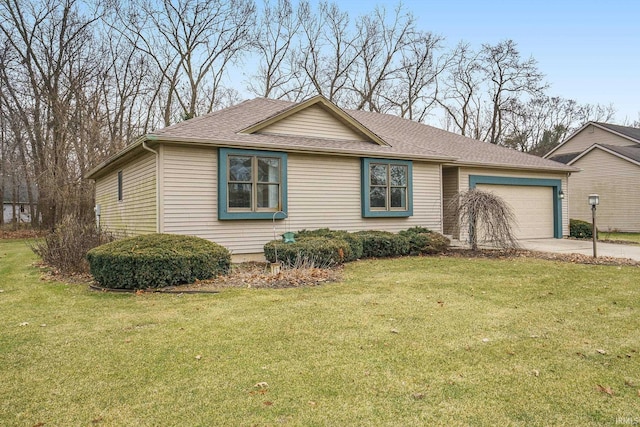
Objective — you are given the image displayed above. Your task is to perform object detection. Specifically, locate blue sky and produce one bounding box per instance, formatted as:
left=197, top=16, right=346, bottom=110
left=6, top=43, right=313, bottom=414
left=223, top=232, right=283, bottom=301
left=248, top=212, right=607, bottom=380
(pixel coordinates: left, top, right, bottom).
left=338, top=0, right=639, bottom=123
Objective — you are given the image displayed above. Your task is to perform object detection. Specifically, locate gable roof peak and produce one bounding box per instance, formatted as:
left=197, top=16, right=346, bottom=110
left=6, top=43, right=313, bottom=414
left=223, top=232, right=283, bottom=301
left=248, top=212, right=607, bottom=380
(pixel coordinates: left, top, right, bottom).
left=239, top=95, right=390, bottom=146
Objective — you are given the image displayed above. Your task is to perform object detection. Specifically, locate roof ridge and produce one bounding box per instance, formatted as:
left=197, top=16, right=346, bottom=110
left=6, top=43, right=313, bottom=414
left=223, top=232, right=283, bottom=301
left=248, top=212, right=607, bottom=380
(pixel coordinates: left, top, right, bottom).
left=152, top=99, right=259, bottom=135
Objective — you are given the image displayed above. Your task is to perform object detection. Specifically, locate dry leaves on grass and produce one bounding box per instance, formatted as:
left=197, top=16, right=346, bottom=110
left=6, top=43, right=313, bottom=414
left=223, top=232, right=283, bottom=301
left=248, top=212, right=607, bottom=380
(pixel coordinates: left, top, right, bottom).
left=596, top=384, right=614, bottom=396
left=0, top=229, right=46, bottom=240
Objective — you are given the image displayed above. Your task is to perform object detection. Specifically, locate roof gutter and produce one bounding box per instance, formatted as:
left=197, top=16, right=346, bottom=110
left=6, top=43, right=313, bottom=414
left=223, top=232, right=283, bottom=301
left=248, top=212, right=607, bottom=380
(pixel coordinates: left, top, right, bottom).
left=85, top=136, right=147, bottom=179
left=442, top=160, right=579, bottom=173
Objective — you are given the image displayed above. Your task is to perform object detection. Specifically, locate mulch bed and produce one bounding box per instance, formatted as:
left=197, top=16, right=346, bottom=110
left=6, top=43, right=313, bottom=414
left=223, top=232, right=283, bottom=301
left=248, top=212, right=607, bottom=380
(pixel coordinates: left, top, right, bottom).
left=166, top=262, right=342, bottom=291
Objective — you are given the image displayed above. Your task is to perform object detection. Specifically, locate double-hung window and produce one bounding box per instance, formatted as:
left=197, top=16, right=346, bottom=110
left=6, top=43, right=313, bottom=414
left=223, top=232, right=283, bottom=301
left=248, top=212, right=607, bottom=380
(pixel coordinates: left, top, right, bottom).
left=362, top=158, right=412, bottom=217
left=219, top=148, right=287, bottom=220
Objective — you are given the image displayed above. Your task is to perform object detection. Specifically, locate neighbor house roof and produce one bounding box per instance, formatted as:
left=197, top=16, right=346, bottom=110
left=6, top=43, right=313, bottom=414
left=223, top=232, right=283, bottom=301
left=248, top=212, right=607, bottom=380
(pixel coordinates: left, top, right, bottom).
left=544, top=121, right=640, bottom=159
left=595, top=122, right=640, bottom=143
left=547, top=152, right=582, bottom=164
left=87, top=96, right=575, bottom=179
left=567, top=143, right=640, bottom=167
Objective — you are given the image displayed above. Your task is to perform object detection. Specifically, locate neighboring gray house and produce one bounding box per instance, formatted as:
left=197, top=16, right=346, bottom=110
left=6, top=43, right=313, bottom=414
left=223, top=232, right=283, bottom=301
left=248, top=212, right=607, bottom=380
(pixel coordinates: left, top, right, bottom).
left=87, top=96, right=575, bottom=258
left=2, top=202, right=33, bottom=224
left=544, top=122, right=640, bottom=232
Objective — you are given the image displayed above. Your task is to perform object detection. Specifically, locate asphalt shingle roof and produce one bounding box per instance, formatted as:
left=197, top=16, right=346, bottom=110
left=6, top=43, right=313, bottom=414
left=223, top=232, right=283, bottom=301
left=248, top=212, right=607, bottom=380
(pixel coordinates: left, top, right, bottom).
left=595, top=122, right=640, bottom=143
left=599, top=144, right=640, bottom=163
left=151, top=98, right=573, bottom=172
left=548, top=152, right=582, bottom=164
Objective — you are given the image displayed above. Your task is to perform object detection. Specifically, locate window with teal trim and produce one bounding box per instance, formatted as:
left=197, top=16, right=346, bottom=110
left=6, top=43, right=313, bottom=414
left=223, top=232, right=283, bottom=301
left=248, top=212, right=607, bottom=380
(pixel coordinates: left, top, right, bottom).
left=219, top=148, right=287, bottom=220
left=361, top=158, right=413, bottom=218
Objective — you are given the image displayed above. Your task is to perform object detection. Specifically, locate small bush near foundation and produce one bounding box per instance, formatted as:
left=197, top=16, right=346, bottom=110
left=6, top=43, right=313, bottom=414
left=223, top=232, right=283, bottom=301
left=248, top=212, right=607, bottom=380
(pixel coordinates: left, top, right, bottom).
left=86, top=234, right=230, bottom=289
left=264, top=236, right=351, bottom=266
left=570, top=219, right=594, bottom=239
left=353, top=230, right=410, bottom=258
left=399, top=227, right=450, bottom=255
left=295, top=228, right=364, bottom=261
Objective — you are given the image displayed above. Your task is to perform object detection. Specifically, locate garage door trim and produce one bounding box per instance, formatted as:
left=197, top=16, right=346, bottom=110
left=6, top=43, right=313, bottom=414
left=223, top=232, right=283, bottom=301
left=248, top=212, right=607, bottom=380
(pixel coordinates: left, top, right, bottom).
left=469, top=175, right=563, bottom=238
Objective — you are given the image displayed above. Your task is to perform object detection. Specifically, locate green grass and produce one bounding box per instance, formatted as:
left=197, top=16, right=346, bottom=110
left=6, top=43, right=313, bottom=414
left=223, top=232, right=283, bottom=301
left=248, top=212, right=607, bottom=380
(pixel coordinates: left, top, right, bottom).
left=599, top=231, right=640, bottom=244
left=1, top=239, right=639, bottom=426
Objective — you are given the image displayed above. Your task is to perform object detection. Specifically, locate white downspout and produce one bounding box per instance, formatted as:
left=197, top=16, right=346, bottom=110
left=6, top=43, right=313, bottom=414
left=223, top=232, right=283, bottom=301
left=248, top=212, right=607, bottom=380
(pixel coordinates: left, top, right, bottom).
left=142, top=140, right=160, bottom=233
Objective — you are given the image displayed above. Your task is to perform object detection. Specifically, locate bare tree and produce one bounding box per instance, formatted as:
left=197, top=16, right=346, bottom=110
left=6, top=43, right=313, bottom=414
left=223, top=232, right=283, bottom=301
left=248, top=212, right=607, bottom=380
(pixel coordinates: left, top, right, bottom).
left=503, top=96, right=616, bottom=154
left=248, top=0, right=301, bottom=99
left=0, top=0, right=107, bottom=228
left=481, top=40, right=547, bottom=144
left=437, top=42, right=485, bottom=138
left=296, top=1, right=360, bottom=103
left=347, top=4, right=416, bottom=112
left=449, top=189, right=519, bottom=251
left=382, top=30, right=447, bottom=122
left=115, top=0, right=255, bottom=125
left=438, top=40, right=547, bottom=145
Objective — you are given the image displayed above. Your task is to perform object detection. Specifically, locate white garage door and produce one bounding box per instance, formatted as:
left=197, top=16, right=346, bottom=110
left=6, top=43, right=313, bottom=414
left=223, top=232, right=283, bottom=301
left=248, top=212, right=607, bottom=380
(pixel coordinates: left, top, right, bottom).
left=476, top=184, right=554, bottom=239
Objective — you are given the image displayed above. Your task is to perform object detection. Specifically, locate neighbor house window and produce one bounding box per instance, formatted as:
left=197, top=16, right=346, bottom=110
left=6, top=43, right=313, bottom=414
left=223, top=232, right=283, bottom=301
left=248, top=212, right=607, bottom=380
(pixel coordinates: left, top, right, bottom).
left=218, top=148, right=287, bottom=220
left=117, top=170, right=123, bottom=201
left=361, top=158, right=412, bottom=217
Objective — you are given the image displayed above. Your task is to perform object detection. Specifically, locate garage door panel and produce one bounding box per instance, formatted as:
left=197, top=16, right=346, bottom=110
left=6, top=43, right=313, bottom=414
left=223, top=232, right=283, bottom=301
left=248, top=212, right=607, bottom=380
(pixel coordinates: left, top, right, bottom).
left=476, top=184, right=554, bottom=239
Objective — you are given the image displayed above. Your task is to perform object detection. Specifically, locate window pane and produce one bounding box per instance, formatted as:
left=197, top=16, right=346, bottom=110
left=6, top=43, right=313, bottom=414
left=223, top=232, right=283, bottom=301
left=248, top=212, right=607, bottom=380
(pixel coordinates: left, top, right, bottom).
left=390, top=187, right=406, bottom=209
left=390, top=165, right=407, bottom=186
left=370, top=164, right=387, bottom=185
left=228, top=183, right=251, bottom=208
left=370, top=186, right=386, bottom=208
left=257, top=184, right=279, bottom=208
left=258, top=157, right=280, bottom=183
left=229, top=156, right=252, bottom=182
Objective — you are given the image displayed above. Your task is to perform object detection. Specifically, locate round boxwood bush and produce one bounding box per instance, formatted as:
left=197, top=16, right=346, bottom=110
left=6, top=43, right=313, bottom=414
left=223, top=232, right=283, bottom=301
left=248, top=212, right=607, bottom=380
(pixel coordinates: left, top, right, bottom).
left=295, top=228, right=363, bottom=261
left=353, top=230, right=410, bottom=258
left=264, top=236, right=351, bottom=266
left=86, top=234, right=231, bottom=289
left=399, top=226, right=450, bottom=255
left=570, top=218, right=594, bottom=239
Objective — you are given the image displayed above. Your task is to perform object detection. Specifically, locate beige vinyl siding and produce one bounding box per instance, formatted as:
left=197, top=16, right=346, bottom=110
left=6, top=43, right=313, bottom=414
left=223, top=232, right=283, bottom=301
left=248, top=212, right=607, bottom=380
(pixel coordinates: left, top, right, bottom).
left=552, top=125, right=635, bottom=156
left=442, top=167, right=459, bottom=237
left=258, top=104, right=369, bottom=141
left=161, top=146, right=442, bottom=254
left=568, top=149, right=640, bottom=232
left=94, top=152, right=157, bottom=236
left=287, top=154, right=441, bottom=234
left=457, top=167, right=569, bottom=240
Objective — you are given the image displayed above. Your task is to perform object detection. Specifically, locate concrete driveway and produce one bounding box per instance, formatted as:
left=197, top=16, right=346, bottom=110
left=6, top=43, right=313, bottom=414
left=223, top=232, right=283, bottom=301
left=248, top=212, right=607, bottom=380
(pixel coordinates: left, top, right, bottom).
left=518, top=238, right=640, bottom=261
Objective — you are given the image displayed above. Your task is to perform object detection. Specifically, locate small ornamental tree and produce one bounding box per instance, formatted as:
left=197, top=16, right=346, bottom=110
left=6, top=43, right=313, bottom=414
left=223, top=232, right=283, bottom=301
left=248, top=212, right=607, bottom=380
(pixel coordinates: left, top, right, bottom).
left=450, top=189, right=519, bottom=251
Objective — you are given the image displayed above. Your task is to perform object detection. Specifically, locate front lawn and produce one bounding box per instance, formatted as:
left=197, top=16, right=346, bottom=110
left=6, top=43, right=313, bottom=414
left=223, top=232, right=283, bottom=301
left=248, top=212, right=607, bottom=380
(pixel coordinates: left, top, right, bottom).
left=1, top=239, right=639, bottom=426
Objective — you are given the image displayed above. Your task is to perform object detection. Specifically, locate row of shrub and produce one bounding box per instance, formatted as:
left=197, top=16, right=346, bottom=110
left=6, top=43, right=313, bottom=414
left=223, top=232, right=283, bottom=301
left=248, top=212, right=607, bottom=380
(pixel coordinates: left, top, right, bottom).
left=81, top=228, right=445, bottom=289
left=264, top=227, right=450, bottom=266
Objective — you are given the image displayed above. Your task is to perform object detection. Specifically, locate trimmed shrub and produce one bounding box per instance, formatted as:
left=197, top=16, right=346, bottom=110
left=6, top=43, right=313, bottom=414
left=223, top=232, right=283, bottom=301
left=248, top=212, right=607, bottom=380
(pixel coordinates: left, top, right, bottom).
left=399, top=227, right=450, bottom=255
left=570, top=219, right=594, bottom=239
left=264, top=236, right=351, bottom=266
left=86, top=234, right=230, bottom=289
left=30, top=215, right=114, bottom=274
left=295, top=228, right=363, bottom=261
left=353, top=230, right=410, bottom=258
